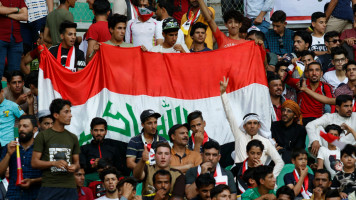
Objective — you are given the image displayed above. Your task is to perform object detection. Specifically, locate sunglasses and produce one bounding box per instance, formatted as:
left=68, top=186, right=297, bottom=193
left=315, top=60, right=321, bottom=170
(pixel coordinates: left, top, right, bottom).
left=328, top=39, right=341, bottom=43
left=278, top=38, right=284, bottom=49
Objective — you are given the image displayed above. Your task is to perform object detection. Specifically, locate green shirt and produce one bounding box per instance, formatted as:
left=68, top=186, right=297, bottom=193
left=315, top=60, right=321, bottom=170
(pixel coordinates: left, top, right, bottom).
left=104, top=40, right=134, bottom=47
left=241, top=187, right=276, bottom=200
left=46, top=8, right=74, bottom=46
left=33, top=128, right=80, bottom=188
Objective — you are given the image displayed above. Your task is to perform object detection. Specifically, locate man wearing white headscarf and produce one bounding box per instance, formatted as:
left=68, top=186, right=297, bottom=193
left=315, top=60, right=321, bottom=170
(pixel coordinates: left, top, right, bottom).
left=220, top=77, right=284, bottom=178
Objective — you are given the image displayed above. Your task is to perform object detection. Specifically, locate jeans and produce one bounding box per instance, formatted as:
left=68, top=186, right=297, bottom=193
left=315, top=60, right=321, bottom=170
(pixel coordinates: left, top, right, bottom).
left=0, top=35, right=23, bottom=79
left=20, top=16, right=47, bottom=49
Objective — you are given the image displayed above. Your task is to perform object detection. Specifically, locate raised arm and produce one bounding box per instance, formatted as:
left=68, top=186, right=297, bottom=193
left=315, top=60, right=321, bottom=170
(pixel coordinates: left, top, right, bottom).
left=299, top=80, right=336, bottom=105
left=132, top=145, right=148, bottom=181
left=197, top=0, right=216, bottom=33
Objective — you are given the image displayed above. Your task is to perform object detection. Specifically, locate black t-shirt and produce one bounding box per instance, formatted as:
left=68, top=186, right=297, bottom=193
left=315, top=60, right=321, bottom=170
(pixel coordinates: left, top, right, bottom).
left=49, top=45, right=86, bottom=72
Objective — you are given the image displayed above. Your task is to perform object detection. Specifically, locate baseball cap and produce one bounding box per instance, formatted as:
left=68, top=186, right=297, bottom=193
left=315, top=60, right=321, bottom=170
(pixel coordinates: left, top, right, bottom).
left=38, top=110, right=51, bottom=119
left=168, top=123, right=190, bottom=141
left=140, top=109, right=161, bottom=123
left=162, top=17, right=179, bottom=31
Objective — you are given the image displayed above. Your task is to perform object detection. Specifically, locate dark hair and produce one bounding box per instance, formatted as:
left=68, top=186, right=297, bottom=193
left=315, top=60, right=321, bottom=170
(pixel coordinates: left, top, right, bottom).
left=195, top=173, right=215, bottom=189
left=335, top=95, right=353, bottom=106
left=324, top=31, right=339, bottom=42
left=202, top=140, right=220, bottom=154
left=275, top=60, right=290, bottom=74
left=242, top=168, right=255, bottom=187
left=49, top=99, right=72, bottom=119
left=253, top=166, right=273, bottom=186
left=354, top=4, right=356, bottom=14
left=19, top=115, right=38, bottom=128
left=90, top=117, right=108, bottom=130
left=291, top=148, right=308, bottom=160
left=246, top=139, right=264, bottom=153
left=0, top=81, right=2, bottom=90
left=271, top=10, right=286, bottom=22
left=93, top=0, right=111, bottom=15
left=187, top=110, right=204, bottom=125
left=341, top=144, right=356, bottom=157
left=190, top=22, right=207, bottom=37
left=276, top=186, right=295, bottom=200
left=118, top=177, right=137, bottom=190
left=300, top=50, right=315, bottom=59
left=325, top=189, right=341, bottom=199
left=306, top=61, right=322, bottom=71
left=343, top=60, right=356, bottom=71
left=267, top=74, right=282, bottom=84
left=40, top=25, right=45, bottom=33
left=155, top=142, right=171, bottom=153
left=223, top=9, right=243, bottom=24
left=331, top=46, right=347, bottom=59
left=314, top=169, right=331, bottom=181
left=59, top=0, right=66, bottom=4
left=294, top=31, right=312, bottom=48
left=239, top=17, right=252, bottom=34
left=311, top=12, right=326, bottom=22
left=7, top=70, right=24, bottom=83
left=325, top=124, right=343, bottom=136
left=153, top=169, right=172, bottom=184
left=97, top=158, right=113, bottom=169
left=26, top=70, right=38, bottom=88
left=59, top=20, right=77, bottom=34
left=39, top=115, right=53, bottom=123
left=210, top=185, right=231, bottom=198
left=99, top=167, right=121, bottom=182
left=247, top=30, right=265, bottom=41
left=157, top=0, right=175, bottom=16
left=108, top=14, right=127, bottom=30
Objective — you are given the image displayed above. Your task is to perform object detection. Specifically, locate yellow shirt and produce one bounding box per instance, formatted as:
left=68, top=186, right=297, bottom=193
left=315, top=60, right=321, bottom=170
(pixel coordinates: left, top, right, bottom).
left=181, top=7, right=215, bottom=49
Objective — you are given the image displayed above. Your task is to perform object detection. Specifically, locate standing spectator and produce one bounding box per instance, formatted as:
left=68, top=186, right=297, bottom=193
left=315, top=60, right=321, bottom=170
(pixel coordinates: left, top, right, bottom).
left=0, top=0, right=28, bottom=80
left=181, top=0, right=215, bottom=49
left=189, top=22, right=211, bottom=52
left=243, top=0, right=274, bottom=34
left=265, top=10, right=294, bottom=57
left=86, top=0, right=111, bottom=63
left=316, top=31, right=342, bottom=73
left=105, top=14, right=133, bottom=47
left=142, top=170, right=172, bottom=200
left=310, top=12, right=328, bottom=56
left=340, top=5, right=356, bottom=57
left=323, top=47, right=348, bottom=90
left=268, top=74, right=285, bottom=121
left=168, top=124, right=202, bottom=174
left=0, top=115, right=42, bottom=200
left=31, top=98, right=80, bottom=200
left=0, top=83, right=25, bottom=146
left=44, top=0, right=75, bottom=46
left=75, top=168, right=94, bottom=200
left=97, top=167, right=121, bottom=200
left=125, top=0, right=161, bottom=50
left=49, top=21, right=86, bottom=72
left=325, top=0, right=356, bottom=33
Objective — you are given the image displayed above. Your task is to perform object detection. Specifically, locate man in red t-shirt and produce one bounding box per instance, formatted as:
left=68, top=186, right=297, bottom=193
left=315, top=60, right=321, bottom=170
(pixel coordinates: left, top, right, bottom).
left=197, top=0, right=247, bottom=49
left=86, top=0, right=111, bottom=63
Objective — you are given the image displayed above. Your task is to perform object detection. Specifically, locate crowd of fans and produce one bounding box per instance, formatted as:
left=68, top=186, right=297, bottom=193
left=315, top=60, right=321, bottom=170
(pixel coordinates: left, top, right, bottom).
left=2, top=0, right=356, bottom=199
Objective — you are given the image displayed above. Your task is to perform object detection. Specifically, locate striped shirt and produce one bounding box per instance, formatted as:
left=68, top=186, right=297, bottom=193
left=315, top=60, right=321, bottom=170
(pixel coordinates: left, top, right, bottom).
left=24, top=0, right=48, bottom=22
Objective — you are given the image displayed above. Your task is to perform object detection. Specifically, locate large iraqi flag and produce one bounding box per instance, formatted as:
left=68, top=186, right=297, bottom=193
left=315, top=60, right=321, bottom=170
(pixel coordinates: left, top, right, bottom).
left=38, top=41, right=272, bottom=167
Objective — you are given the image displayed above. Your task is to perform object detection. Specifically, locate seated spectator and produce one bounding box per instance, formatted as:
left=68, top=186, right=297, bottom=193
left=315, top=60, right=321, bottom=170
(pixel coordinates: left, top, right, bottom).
left=230, top=140, right=264, bottom=195
left=275, top=60, right=297, bottom=102
left=300, top=50, right=316, bottom=67
left=290, top=31, right=313, bottom=78
left=133, top=142, right=185, bottom=197
left=117, top=177, right=137, bottom=200
left=241, top=166, right=276, bottom=200
left=86, top=0, right=112, bottom=63
left=185, top=140, right=237, bottom=200
left=219, top=77, right=284, bottom=178
left=325, top=189, right=342, bottom=200
left=37, top=110, right=54, bottom=132
left=340, top=5, right=356, bottom=59
left=181, top=0, right=215, bottom=49
left=284, top=149, right=314, bottom=199
left=309, top=12, right=327, bottom=56
left=0, top=168, right=9, bottom=199
left=189, top=22, right=211, bottom=52
left=4, top=70, right=36, bottom=115
left=325, top=0, right=353, bottom=33
left=187, top=110, right=215, bottom=153
left=211, top=184, right=231, bottom=200
left=238, top=17, right=252, bottom=40
left=142, top=169, right=171, bottom=200
left=168, top=124, right=202, bottom=173
left=323, top=46, right=349, bottom=90
left=150, top=18, right=190, bottom=53
left=276, top=186, right=295, bottom=200
left=264, top=10, right=294, bottom=57
left=49, top=21, right=86, bottom=72
left=125, top=0, right=161, bottom=50
left=317, top=125, right=342, bottom=178
left=197, top=0, right=246, bottom=49
left=126, top=109, right=167, bottom=170
left=311, top=169, right=332, bottom=200
left=0, top=82, right=25, bottom=146
left=272, top=100, right=306, bottom=164
left=25, top=70, right=39, bottom=97
left=97, top=167, right=121, bottom=200
left=331, top=144, right=356, bottom=197
left=75, top=168, right=94, bottom=200
left=80, top=117, right=129, bottom=183
left=241, top=168, right=257, bottom=189
left=104, top=14, right=133, bottom=47
left=316, top=31, right=341, bottom=73
left=268, top=74, right=285, bottom=121
left=44, top=0, right=75, bottom=46
left=88, top=158, right=113, bottom=199
left=193, top=173, right=216, bottom=200
left=335, top=60, right=356, bottom=97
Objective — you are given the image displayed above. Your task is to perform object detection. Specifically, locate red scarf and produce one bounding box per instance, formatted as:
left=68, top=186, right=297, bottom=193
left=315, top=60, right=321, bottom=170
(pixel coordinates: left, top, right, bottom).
left=242, top=159, right=248, bottom=175
left=57, top=43, right=74, bottom=68
left=293, top=169, right=311, bottom=198
left=192, top=131, right=209, bottom=145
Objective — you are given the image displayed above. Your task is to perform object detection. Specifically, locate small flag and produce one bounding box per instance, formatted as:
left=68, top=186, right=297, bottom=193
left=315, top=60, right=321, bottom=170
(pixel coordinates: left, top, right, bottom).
left=320, top=131, right=346, bottom=150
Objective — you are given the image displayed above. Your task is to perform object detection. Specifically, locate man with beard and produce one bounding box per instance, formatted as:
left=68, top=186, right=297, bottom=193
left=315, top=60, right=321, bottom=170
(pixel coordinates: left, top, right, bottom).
left=143, top=170, right=172, bottom=200
left=169, top=124, right=202, bottom=174
left=80, top=117, right=129, bottom=185
left=271, top=100, right=307, bottom=164
left=268, top=74, right=285, bottom=121
left=311, top=169, right=332, bottom=199
left=97, top=167, right=121, bottom=200
left=0, top=115, right=42, bottom=199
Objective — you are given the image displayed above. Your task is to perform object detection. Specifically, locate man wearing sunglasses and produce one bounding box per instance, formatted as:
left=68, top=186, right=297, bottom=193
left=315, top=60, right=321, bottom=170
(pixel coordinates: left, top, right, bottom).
left=316, top=31, right=342, bottom=73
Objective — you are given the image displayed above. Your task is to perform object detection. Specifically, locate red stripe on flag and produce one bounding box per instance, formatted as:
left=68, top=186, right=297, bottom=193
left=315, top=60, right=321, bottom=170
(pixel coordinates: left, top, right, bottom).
left=286, top=16, right=311, bottom=21
left=39, top=41, right=267, bottom=105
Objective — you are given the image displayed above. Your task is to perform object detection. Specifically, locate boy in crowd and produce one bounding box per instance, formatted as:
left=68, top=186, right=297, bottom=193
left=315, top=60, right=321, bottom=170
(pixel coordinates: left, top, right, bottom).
left=194, top=173, right=216, bottom=200
left=117, top=178, right=137, bottom=200
left=323, top=47, right=348, bottom=90
left=105, top=14, right=133, bottom=47
left=284, top=149, right=314, bottom=199
left=97, top=167, right=121, bottom=200
left=211, top=185, right=231, bottom=200
left=309, top=12, right=327, bottom=56
left=276, top=186, right=295, bottom=200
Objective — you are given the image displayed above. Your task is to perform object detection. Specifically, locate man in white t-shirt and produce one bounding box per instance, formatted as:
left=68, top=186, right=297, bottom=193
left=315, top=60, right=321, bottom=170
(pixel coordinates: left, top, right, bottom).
left=150, top=18, right=190, bottom=53
left=310, top=12, right=327, bottom=56
left=96, top=167, right=120, bottom=200
left=317, top=124, right=343, bottom=178
left=323, top=46, right=348, bottom=90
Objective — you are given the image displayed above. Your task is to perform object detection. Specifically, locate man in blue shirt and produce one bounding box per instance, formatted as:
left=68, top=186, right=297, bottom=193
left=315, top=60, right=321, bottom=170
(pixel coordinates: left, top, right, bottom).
left=0, top=115, right=42, bottom=200
left=0, top=83, right=25, bottom=146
